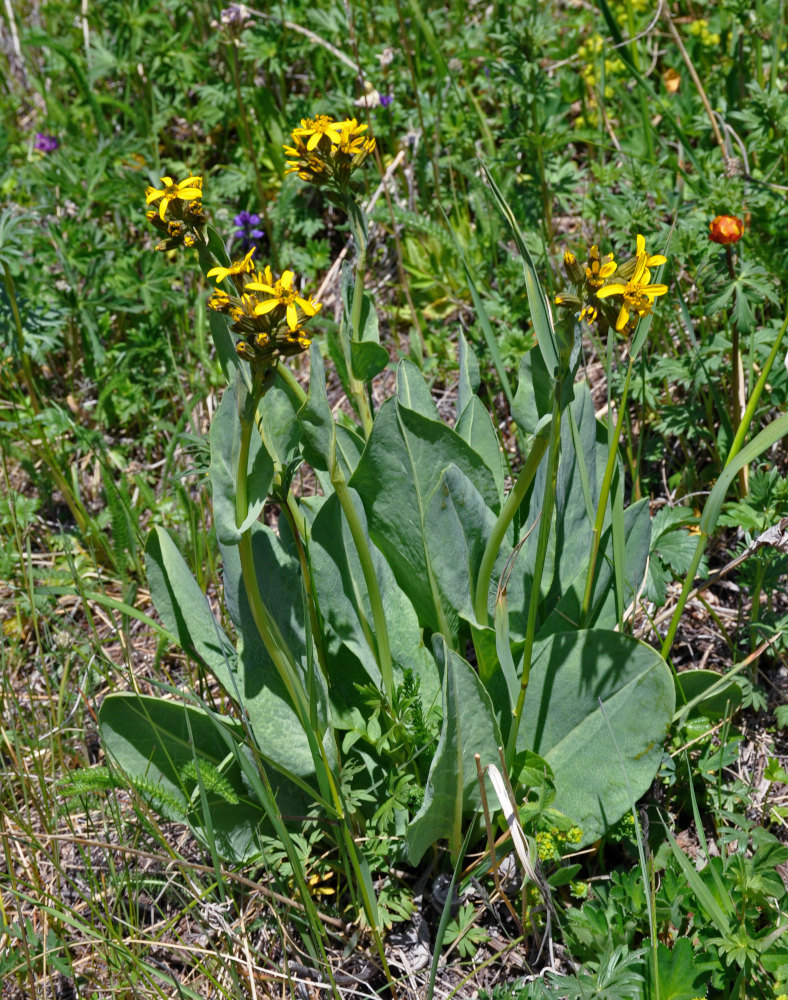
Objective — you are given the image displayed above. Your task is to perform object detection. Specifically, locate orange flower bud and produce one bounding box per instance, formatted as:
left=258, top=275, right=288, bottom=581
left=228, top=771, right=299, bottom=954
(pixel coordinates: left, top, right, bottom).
left=709, top=215, right=744, bottom=245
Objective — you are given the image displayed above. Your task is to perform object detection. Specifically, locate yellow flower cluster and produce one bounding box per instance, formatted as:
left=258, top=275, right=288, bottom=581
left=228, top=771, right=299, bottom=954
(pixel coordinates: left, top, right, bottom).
left=686, top=18, right=721, bottom=47
left=144, top=173, right=322, bottom=368
left=207, top=255, right=322, bottom=367
left=283, top=115, right=376, bottom=190
left=555, top=234, right=668, bottom=335
left=535, top=825, right=583, bottom=862
left=144, top=174, right=206, bottom=251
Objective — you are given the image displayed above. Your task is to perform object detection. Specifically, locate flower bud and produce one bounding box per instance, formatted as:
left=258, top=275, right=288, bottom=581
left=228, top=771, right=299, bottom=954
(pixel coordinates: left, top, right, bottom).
left=709, top=214, right=744, bottom=245
left=563, top=251, right=584, bottom=285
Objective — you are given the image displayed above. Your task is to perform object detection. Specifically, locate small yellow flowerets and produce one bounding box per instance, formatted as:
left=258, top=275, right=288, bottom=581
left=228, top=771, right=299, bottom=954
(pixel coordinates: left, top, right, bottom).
left=145, top=173, right=206, bottom=251
left=144, top=172, right=322, bottom=368
left=283, top=115, right=376, bottom=189
left=208, top=263, right=322, bottom=368
left=555, top=234, right=668, bottom=335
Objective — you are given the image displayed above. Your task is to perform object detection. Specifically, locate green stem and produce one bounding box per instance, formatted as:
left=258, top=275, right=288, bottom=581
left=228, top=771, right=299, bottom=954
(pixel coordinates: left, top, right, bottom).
left=342, top=201, right=374, bottom=436
left=473, top=426, right=551, bottom=625
left=281, top=498, right=330, bottom=684
left=234, top=374, right=314, bottom=732
left=725, top=244, right=747, bottom=495
left=507, top=396, right=562, bottom=758
left=660, top=313, right=788, bottom=660
left=580, top=356, right=634, bottom=625
left=331, top=470, right=394, bottom=704
left=275, top=362, right=307, bottom=406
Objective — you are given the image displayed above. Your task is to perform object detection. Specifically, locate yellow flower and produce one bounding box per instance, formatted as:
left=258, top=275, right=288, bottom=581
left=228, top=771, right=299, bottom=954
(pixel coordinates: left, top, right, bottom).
left=245, top=269, right=321, bottom=331
left=335, top=118, right=375, bottom=157
left=634, top=233, right=667, bottom=283
left=207, top=289, right=231, bottom=312
left=292, top=115, right=344, bottom=151
left=585, top=244, right=617, bottom=287
left=596, top=252, right=668, bottom=332
left=145, top=175, right=203, bottom=222
left=206, top=247, right=256, bottom=284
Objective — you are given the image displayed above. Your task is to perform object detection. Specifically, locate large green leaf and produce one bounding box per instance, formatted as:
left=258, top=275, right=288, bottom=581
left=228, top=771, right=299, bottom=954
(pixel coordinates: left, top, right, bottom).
left=455, top=397, right=505, bottom=504
left=99, top=694, right=283, bottom=863
left=299, top=342, right=336, bottom=473
left=209, top=379, right=274, bottom=545
left=345, top=283, right=388, bottom=381
left=537, top=498, right=651, bottom=637
left=307, top=491, right=440, bottom=727
left=350, top=397, right=499, bottom=632
left=512, top=345, right=553, bottom=437
left=145, top=526, right=236, bottom=684
left=456, top=329, right=480, bottom=418
left=299, top=343, right=366, bottom=479
left=407, top=638, right=502, bottom=864
left=508, top=382, right=650, bottom=638
left=425, top=464, right=518, bottom=635
left=220, top=522, right=332, bottom=781
left=396, top=358, right=439, bottom=419
left=523, top=629, right=674, bottom=844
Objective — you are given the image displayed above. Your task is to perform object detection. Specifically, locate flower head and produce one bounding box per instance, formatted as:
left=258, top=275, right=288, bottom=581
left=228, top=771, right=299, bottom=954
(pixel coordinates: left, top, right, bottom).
left=245, top=268, right=321, bottom=331
left=145, top=174, right=203, bottom=222
left=585, top=244, right=617, bottom=287
left=212, top=264, right=323, bottom=368
left=709, top=214, right=744, bottom=245
left=34, top=132, right=59, bottom=153
left=284, top=114, right=376, bottom=190
left=206, top=247, right=256, bottom=285
left=596, top=250, right=668, bottom=332
left=292, top=115, right=345, bottom=151
left=556, top=233, right=668, bottom=334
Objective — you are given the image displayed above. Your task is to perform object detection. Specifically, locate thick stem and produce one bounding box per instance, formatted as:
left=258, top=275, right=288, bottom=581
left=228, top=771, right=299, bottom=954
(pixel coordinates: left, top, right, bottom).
left=725, top=245, right=748, bottom=495
left=342, top=202, right=374, bottom=436
left=580, top=356, right=634, bottom=625
left=235, top=374, right=313, bottom=731
left=281, top=499, right=330, bottom=684
left=473, top=426, right=551, bottom=625
left=331, top=470, right=394, bottom=703
left=507, top=396, right=562, bottom=758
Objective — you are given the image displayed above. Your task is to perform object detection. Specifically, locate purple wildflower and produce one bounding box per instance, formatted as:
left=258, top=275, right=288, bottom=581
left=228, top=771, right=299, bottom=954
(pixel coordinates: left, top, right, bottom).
left=233, top=210, right=264, bottom=253
left=35, top=133, right=59, bottom=153
left=379, top=94, right=394, bottom=108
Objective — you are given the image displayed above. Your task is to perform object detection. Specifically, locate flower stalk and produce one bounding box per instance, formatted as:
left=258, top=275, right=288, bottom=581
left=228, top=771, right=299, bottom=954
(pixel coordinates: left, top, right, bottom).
left=507, top=394, right=562, bottom=758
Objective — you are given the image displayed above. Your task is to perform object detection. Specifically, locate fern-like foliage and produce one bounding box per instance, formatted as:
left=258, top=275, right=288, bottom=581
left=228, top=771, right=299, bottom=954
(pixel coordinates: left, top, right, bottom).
left=372, top=203, right=456, bottom=252
left=60, top=766, right=189, bottom=818
left=180, top=759, right=239, bottom=805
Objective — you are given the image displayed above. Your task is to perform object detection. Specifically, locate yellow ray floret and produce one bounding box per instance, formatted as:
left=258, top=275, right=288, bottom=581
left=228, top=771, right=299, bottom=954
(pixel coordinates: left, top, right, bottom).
left=596, top=252, right=668, bottom=332
left=246, top=269, right=322, bottom=331
left=206, top=247, right=256, bottom=284
left=145, top=175, right=203, bottom=221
